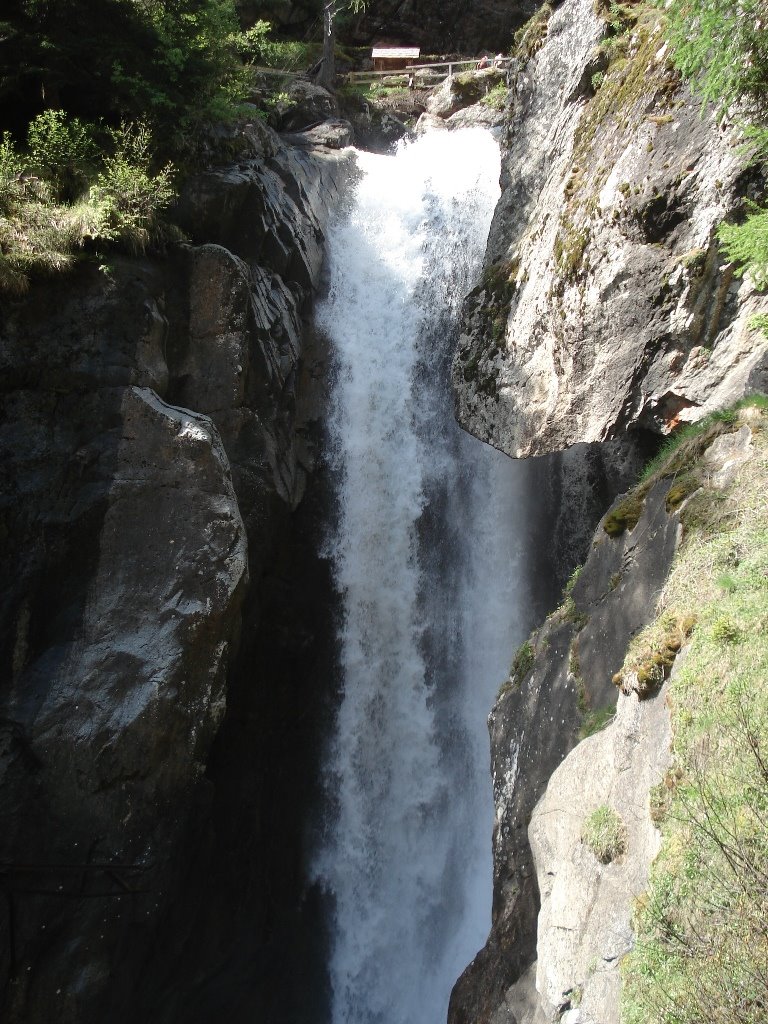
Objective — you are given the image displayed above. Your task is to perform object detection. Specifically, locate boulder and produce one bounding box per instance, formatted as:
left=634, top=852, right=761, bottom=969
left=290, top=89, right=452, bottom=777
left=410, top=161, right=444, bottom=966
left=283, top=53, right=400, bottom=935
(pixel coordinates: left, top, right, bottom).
left=427, top=68, right=505, bottom=118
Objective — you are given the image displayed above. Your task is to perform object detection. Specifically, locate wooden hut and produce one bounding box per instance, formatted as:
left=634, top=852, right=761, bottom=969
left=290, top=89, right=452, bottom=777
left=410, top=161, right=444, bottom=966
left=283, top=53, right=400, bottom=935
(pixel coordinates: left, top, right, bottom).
left=371, top=47, right=421, bottom=72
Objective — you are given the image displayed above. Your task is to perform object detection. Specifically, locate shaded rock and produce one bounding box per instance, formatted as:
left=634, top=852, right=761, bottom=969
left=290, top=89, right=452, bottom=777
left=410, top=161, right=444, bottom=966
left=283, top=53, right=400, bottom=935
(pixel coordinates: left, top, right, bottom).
left=275, top=79, right=340, bottom=132
left=573, top=479, right=681, bottom=709
left=282, top=118, right=355, bottom=149
left=450, top=478, right=682, bottom=1024
left=0, top=124, right=354, bottom=1023
left=0, top=263, right=248, bottom=1019
left=173, top=122, right=352, bottom=279
left=451, top=419, right=760, bottom=1024
left=175, top=244, right=252, bottom=414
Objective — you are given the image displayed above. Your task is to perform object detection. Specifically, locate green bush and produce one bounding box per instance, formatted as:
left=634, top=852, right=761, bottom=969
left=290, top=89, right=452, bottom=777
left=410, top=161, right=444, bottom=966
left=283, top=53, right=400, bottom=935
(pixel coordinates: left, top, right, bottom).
left=237, top=19, right=317, bottom=71
left=0, top=131, right=25, bottom=213
left=26, top=109, right=97, bottom=200
left=661, top=0, right=768, bottom=113
left=717, top=203, right=768, bottom=289
left=0, top=0, right=250, bottom=159
left=91, top=122, right=176, bottom=253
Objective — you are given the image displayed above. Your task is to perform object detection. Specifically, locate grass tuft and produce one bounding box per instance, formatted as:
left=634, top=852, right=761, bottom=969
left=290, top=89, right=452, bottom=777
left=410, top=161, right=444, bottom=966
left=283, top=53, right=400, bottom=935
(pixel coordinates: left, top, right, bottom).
left=582, top=804, right=627, bottom=863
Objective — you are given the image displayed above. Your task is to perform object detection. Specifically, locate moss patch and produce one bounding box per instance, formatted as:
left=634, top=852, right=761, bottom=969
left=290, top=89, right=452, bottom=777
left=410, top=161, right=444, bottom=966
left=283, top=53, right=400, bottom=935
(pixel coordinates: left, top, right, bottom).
left=498, top=638, right=536, bottom=698
left=612, top=610, right=696, bottom=698
left=603, top=493, right=646, bottom=536
left=513, top=3, right=553, bottom=62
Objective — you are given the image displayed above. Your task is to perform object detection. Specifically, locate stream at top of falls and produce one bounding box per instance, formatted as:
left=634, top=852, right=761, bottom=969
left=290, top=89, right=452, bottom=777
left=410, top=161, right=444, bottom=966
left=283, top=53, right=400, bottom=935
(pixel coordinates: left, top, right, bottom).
left=311, top=127, right=531, bottom=1024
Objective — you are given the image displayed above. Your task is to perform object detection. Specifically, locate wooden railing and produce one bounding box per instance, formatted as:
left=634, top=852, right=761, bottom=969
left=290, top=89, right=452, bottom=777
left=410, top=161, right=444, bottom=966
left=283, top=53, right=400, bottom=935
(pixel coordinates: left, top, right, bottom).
left=255, top=59, right=509, bottom=86
left=346, top=57, right=508, bottom=85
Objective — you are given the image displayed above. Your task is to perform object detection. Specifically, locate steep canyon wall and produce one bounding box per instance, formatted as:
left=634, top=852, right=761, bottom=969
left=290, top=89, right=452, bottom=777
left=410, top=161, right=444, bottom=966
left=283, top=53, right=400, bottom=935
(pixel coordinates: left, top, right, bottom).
left=0, top=116, right=351, bottom=1024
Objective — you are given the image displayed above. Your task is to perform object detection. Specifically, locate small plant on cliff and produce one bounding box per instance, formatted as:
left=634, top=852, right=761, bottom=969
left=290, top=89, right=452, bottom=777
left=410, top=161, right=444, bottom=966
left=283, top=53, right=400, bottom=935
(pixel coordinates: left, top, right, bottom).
left=660, top=0, right=768, bottom=113
left=498, top=638, right=536, bottom=698
left=603, top=493, right=645, bottom=537
left=579, top=706, right=615, bottom=740
left=582, top=805, right=627, bottom=863
left=510, top=640, right=535, bottom=683
left=90, top=122, right=177, bottom=254
left=27, top=109, right=97, bottom=201
left=717, top=202, right=768, bottom=289
left=749, top=312, right=768, bottom=340
left=481, top=82, right=508, bottom=111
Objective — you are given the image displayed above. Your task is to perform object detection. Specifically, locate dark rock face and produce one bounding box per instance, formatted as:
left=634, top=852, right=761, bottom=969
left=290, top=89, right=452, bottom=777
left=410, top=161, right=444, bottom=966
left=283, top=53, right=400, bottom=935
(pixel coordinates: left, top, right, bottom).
left=0, top=119, right=352, bottom=1022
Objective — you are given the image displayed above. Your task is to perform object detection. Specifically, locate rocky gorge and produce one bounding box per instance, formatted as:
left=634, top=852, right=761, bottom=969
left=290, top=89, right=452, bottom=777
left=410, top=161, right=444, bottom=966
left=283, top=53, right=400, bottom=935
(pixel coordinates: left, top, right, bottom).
left=0, top=0, right=767, bottom=1022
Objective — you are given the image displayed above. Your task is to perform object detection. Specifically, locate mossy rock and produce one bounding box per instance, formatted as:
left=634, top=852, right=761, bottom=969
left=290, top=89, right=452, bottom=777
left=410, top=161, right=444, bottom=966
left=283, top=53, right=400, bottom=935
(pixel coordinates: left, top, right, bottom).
left=612, top=611, right=696, bottom=698
left=603, top=492, right=646, bottom=536
left=513, top=3, right=553, bottom=62
left=665, top=472, right=700, bottom=511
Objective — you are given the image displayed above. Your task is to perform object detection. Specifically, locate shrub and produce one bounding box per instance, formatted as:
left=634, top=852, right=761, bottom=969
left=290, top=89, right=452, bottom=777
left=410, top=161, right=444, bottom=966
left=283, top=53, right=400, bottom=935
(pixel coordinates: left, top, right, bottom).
left=0, top=0, right=249, bottom=160
left=660, top=0, right=768, bottom=113
left=237, top=20, right=317, bottom=72
left=26, top=109, right=96, bottom=199
left=582, top=805, right=627, bottom=863
left=710, top=615, right=741, bottom=644
left=717, top=203, right=768, bottom=289
left=91, top=122, right=176, bottom=253
left=0, top=131, right=26, bottom=214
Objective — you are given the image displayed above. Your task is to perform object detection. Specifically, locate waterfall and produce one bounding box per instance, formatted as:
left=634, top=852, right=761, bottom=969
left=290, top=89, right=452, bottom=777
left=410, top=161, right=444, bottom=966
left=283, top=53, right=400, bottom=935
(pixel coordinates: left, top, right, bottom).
left=312, top=127, right=529, bottom=1024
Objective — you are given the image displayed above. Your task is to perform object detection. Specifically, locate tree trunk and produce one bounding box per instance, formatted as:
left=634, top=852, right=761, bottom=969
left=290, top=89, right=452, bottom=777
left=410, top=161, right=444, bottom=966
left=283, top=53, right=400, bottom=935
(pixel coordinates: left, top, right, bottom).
left=317, top=1, right=336, bottom=90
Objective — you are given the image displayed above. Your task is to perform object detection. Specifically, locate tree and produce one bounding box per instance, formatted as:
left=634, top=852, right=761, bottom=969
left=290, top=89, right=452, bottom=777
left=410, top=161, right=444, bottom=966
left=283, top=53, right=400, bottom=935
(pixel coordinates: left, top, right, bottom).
left=316, top=0, right=366, bottom=90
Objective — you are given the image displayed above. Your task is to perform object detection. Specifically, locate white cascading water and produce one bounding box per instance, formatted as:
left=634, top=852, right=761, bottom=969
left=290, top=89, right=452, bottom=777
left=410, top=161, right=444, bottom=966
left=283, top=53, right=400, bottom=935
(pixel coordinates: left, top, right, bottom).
left=313, top=127, right=531, bottom=1024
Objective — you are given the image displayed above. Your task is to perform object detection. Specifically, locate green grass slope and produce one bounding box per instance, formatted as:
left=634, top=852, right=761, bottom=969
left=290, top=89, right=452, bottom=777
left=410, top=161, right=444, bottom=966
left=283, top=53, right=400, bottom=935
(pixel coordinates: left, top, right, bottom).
left=621, top=397, right=768, bottom=1023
